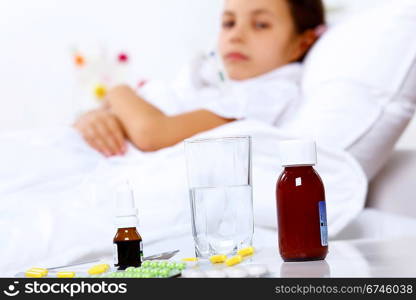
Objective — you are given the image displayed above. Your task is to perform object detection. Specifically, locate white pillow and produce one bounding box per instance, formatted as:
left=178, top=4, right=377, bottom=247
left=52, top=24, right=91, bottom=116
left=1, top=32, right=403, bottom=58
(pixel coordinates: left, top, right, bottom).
left=299, top=0, right=416, bottom=180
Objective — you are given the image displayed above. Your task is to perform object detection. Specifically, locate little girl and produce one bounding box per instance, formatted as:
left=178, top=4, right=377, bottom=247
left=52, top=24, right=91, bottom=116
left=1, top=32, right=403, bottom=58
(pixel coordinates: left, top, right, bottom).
left=74, top=0, right=326, bottom=156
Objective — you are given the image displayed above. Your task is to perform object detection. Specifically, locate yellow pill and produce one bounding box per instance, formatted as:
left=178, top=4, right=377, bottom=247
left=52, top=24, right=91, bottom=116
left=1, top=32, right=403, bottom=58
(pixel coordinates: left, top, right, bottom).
left=57, top=271, right=76, bottom=278
left=25, top=270, right=45, bottom=278
left=225, top=255, right=243, bottom=267
left=88, top=264, right=110, bottom=275
left=237, top=247, right=255, bottom=257
left=94, top=84, right=107, bottom=100
left=28, top=268, right=48, bottom=277
left=181, top=257, right=199, bottom=262
left=210, top=255, right=227, bottom=264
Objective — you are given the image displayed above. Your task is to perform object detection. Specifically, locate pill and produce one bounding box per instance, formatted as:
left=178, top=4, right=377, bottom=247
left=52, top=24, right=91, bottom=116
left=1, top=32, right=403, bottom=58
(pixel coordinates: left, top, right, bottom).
left=57, top=272, right=76, bottom=278
left=176, top=262, right=187, bottom=270
left=181, top=269, right=206, bottom=278
left=225, top=267, right=249, bottom=278
left=244, top=264, right=268, bottom=277
left=25, top=270, right=45, bottom=278
left=209, top=255, right=227, bottom=264
left=125, top=267, right=136, bottom=273
left=181, top=257, right=199, bottom=262
left=142, top=261, right=151, bottom=267
left=205, top=269, right=226, bottom=278
left=88, top=264, right=110, bottom=275
left=94, top=84, right=107, bottom=100
left=166, top=262, right=176, bottom=269
left=159, top=269, right=170, bottom=278
left=237, top=247, right=255, bottom=257
left=148, top=261, right=157, bottom=267
left=28, top=268, right=48, bottom=277
left=225, top=255, right=243, bottom=267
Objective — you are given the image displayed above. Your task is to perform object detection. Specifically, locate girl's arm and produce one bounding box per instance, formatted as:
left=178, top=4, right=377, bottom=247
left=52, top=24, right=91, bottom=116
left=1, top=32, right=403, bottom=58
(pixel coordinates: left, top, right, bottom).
left=107, top=85, right=234, bottom=152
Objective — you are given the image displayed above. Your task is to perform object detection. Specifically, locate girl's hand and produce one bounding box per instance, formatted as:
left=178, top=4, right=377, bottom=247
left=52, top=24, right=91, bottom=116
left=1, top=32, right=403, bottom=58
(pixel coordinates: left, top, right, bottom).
left=74, top=108, right=127, bottom=157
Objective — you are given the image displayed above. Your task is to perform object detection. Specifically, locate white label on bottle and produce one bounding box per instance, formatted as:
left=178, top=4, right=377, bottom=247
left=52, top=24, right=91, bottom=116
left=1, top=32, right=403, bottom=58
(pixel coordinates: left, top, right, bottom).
left=113, top=244, right=118, bottom=265
left=296, top=177, right=302, bottom=187
left=319, top=201, right=328, bottom=247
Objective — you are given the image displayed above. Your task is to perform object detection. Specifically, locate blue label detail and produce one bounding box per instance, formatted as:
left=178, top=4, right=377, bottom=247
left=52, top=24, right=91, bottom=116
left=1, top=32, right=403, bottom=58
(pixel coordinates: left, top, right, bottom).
left=319, top=201, right=328, bottom=247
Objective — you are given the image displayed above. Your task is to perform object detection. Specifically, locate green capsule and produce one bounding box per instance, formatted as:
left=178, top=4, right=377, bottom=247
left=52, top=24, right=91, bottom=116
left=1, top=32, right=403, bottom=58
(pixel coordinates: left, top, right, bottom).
left=172, top=263, right=184, bottom=270
left=142, top=261, right=151, bottom=268
left=159, top=269, right=170, bottom=278
left=165, top=262, right=175, bottom=269
left=148, top=261, right=158, bottom=268
left=140, top=268, right=150, bottom=274
left=125, top=267, right=136, bottom=273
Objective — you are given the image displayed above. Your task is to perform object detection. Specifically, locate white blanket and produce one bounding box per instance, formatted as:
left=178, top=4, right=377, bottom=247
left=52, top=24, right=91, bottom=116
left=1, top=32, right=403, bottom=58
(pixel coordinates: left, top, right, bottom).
left=0, top=120, right=367, bottom=276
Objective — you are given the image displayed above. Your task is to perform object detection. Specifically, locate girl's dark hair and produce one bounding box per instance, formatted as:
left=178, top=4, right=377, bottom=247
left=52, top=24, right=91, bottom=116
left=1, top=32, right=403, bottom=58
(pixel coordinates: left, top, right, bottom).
left=286, top=0, right=326, bottom=34
left=286, top=0, right=326, bottom=61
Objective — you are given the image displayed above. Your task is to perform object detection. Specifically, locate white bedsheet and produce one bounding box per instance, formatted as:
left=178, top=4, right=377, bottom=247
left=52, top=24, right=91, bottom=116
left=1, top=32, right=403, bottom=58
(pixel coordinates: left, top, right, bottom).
left=0, top=120, right=368, bottom=276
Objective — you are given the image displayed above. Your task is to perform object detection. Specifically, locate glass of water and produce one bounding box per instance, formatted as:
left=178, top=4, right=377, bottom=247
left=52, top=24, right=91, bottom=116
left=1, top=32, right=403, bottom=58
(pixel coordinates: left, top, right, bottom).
left=184, top=136, right=254, bottom=258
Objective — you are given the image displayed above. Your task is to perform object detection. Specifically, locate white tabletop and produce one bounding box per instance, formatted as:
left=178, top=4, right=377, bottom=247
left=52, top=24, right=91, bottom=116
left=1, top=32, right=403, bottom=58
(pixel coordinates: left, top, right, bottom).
left=249, top=236, right=416, bottom=277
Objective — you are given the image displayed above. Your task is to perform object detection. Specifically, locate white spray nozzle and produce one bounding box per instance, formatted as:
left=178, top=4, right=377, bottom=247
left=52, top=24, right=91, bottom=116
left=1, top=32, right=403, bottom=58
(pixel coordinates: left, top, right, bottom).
left=114, top=181, right=138, bottom=228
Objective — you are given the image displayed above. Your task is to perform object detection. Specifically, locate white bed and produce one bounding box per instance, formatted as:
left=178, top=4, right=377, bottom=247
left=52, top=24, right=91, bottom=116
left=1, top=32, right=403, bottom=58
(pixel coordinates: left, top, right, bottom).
left=0, top=120, right=369, bottom=276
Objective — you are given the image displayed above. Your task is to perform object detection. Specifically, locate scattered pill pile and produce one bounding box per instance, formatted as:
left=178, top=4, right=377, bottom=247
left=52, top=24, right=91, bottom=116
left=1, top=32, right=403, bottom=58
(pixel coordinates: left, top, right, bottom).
left=181, top=264, right=268, bottom=278
left=181, top=247, right=268, bottom=278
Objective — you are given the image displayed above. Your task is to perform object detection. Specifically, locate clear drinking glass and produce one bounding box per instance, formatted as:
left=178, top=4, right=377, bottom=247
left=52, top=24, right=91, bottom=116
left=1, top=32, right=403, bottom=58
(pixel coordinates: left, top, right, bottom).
left=184, top=136, right=254, bottom=258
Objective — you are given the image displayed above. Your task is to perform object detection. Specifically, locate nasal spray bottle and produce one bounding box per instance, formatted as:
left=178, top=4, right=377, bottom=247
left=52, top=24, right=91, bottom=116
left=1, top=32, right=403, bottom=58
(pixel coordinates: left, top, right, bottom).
left=113, top=182, right=143, bottom=270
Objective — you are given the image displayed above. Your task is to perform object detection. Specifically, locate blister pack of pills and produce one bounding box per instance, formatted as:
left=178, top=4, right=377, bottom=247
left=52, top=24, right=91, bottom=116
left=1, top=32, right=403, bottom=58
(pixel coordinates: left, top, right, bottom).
left=22, top=261, right=187, bottom=279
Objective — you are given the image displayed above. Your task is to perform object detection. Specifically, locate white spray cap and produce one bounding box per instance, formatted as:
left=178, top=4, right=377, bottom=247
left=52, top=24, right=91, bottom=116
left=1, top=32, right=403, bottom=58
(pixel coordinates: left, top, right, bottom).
left=114, top=181, right=138, bottom=228
left=279, top=140, right=317, bottom=167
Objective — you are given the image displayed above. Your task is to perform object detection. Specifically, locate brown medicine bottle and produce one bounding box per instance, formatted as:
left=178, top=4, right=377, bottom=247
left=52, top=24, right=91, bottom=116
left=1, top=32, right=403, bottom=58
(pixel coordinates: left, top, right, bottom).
left=276, top=140, right=328, bottom=262
left=113, top=183, right=143, bottom=270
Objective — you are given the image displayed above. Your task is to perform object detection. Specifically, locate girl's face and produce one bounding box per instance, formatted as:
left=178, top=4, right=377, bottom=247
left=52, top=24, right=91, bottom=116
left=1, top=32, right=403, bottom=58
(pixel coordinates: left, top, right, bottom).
left=219, top=0, right=307, bottom=80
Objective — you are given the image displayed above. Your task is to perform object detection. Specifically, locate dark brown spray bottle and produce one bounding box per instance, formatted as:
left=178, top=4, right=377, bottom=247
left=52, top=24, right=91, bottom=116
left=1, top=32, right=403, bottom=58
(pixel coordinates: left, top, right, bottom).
left=113, top=182, right=143, bottom=270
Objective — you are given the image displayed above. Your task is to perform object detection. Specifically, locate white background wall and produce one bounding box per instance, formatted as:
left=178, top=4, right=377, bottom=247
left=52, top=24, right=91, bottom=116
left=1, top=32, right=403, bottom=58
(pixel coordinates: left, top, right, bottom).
left=0, top=0, right=415, bottom=148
